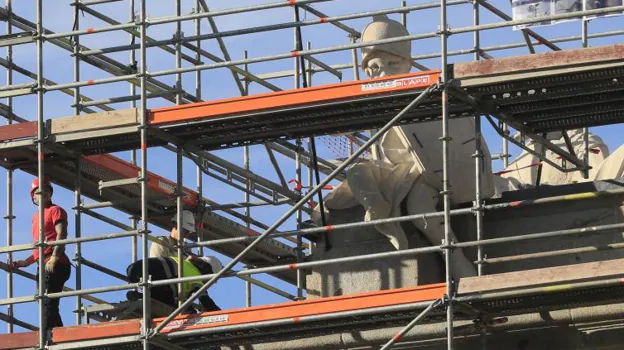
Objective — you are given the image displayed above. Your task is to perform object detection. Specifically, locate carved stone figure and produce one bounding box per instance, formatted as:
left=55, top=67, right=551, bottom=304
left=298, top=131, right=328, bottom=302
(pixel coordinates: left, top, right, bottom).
left=315, top=15, right=495, bottom=279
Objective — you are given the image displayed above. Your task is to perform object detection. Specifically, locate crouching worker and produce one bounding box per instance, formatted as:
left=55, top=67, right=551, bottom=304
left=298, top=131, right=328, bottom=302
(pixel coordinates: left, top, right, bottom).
left=126, top=256, right=222, bottom=313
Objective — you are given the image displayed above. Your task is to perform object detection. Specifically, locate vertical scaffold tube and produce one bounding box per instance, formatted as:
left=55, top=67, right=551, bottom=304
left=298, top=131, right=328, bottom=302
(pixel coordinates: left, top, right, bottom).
left=139, top=0, right=151, bottom=347
left=5, top=0, right=14, bottom=335
left=295, top=138, right=304, bottom=300
left=175, top=0, right=184, bottom=307
left=243, top=49, right=252, bottom=308
left=350, top=36, right=360, bottom=81
left=472, top=0, right=484, bottom=279
left=36, top=0, right=46, bottom=345
left=581, top=20, right=590, bottom=180
left=474, top=118, right=484, bottom=277
left=294, top=9, right=305, bottom=301
left=130, top=0, right=138, bottom=264
left=74, top=159, right=82, bottom=325
left=195, top=0, right=204, bottom=258
left=439, top=0, right=454, bottom=347
left=176, top=147, right=184, bottom=306
left=72, top=0, right=83, bottom=326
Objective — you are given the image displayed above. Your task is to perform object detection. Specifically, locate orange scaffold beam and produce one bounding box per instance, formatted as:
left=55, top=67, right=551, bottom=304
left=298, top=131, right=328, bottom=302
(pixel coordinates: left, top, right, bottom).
left=45, top=284, right=445, bottom=345
left=148, top=71, right=440, bottom=125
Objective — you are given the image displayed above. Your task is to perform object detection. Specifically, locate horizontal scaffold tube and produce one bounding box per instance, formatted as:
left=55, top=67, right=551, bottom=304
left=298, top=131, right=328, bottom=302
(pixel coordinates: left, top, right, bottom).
left=42, top=4, right=624, bottom=94
left=78, top=1, right=468, bottom=57
left=186, top=189, right=624, bottom=249
left=1, top=220, right=623, bottom=304
left=153, top=221, right=624, bottom=288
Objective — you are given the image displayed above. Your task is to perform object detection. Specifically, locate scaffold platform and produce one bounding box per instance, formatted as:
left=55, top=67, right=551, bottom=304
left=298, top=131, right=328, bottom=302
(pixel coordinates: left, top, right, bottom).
left=0, top=44, right=622, bottom=156
left=2, top=258, right=624, bottom=350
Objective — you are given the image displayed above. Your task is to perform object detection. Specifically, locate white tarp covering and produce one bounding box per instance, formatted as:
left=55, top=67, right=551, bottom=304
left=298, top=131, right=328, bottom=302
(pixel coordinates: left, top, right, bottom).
left=512, top=0, right=623, bottom=30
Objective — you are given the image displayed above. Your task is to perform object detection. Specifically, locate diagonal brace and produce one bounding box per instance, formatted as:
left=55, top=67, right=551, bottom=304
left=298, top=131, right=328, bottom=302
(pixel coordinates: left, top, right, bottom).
left=380, top=298, right=444, bottom=350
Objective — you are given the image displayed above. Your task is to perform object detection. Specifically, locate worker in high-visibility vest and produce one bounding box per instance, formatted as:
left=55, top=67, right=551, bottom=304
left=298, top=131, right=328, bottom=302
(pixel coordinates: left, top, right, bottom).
left=126, top=255, right=221, bottom=313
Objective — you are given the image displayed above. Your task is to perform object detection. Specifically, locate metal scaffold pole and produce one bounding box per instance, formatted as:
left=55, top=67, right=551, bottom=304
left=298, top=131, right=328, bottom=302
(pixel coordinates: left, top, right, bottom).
left=194, top=0, right=204, bottom=259
left=440, top=0, right=454, bottom=346
left=581, top=19, right=590, bottom=180
left=243, top=49, right=253, bottom=308
left=175, top=0, right=184, bottom=308
left=35, top=0, right=46, bottom=346
left=4, top=0, right=14, bottom=335
left=72, top=0, right=83, bottom=326
left=139, top=0, right=151, bottom=348
left=130, top=0, right=139, bottom=264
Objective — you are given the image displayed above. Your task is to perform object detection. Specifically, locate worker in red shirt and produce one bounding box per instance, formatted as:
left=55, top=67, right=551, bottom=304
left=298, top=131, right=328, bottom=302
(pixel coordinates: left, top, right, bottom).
left=11, top=177, right=71, bottom=331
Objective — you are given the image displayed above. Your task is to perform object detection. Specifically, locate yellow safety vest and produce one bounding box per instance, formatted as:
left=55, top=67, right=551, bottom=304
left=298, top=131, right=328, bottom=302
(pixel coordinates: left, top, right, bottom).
left=170, top=257, right=203, bottom=296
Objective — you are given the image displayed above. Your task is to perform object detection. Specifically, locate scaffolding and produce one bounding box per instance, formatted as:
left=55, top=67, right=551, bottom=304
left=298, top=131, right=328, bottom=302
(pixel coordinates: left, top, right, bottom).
left=1, top=0, right=624, bottom=349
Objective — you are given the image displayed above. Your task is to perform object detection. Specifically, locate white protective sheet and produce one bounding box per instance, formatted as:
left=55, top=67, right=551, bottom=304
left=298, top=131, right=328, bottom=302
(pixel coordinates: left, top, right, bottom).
left=593, top=143, right=624, bottom=181
left=501, top=130, right=609, bottom=186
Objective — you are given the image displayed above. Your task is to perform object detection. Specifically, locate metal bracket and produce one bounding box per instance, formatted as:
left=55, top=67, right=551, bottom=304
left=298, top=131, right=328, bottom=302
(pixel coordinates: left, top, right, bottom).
left=99, top=177, right=140, bottom=191
left=447, top=84, right=587, bottom=173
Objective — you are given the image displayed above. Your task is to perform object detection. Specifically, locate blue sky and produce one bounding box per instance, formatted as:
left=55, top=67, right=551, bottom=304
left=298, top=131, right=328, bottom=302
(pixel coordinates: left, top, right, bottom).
left=1, top=0, right=623, bottom=333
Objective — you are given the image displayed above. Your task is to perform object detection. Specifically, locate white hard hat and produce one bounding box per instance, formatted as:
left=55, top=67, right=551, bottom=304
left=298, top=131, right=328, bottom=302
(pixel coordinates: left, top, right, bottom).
left=198, top=256, right=223, bottom=274
left=361, top=14, right=411, bottom=69
left=172, top=210, right=196, bottom=233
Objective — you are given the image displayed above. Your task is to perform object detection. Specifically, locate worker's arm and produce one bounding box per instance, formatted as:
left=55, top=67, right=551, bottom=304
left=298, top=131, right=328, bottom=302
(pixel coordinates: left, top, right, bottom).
left=52, top=221, right=68, bottom=257
left=149, top=237, right=170, bottom=258
left=45, top=220, right=67, bottom=273
left=189, top=286, right=221, bottom=312
left=10, top=255, right=36, bottom=269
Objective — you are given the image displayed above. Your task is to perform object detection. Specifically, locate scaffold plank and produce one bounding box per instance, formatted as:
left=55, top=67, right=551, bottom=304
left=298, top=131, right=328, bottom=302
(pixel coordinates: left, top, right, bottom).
left=0, top=121, right=36, bottom=142
left=458, top=258, right=624, bottom=294
left=0, top=330, right=38, bottom=350
left=454, top=44, right=624, bottom=79
left=50, top=108, right=138, bottom=135
left=52, top=319, right=140, bottom=344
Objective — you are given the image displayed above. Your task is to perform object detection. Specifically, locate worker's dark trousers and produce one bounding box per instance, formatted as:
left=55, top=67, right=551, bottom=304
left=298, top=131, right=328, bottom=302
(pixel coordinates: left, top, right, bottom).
left=127, top=258, right=177, bottom=307
left=36, top=261, right=71, bottom=331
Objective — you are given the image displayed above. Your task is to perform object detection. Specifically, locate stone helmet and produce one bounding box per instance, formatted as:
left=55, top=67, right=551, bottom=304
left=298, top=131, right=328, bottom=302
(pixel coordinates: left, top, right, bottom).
left=361, top=14, right=412, bottom=69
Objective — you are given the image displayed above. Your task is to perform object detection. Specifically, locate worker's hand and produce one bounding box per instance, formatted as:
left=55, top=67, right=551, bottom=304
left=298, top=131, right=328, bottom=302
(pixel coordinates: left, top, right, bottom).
left=9, top=260, right=29, bottom=270
left=186, top=253, right=198, bottom=262
left=45, top=256, right=58, bottom=273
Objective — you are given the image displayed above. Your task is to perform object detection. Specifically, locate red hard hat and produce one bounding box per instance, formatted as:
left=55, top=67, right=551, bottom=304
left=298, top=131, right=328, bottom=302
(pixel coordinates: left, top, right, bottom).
left=30, top=177, right=53, bottom=199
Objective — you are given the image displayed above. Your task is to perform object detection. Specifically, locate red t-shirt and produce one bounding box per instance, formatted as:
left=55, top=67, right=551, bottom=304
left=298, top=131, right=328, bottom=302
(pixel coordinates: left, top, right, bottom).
left=32, top=204, right=70, bottom=265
